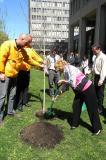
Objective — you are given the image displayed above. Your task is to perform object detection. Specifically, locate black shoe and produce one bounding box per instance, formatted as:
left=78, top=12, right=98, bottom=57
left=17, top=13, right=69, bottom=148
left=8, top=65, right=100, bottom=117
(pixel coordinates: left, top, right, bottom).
left=24, top=103, right=31, bottom=107
left=8, top=110, right=16, bottom=116
left=7, top=113, right=15, bottom=116
left=98, top=108, right=103, bottom=115
left=7, top=112, right=21, bottom=118
left=17, top=107, right=23, bottom=112
left=17, top=106, right=23, bottom=112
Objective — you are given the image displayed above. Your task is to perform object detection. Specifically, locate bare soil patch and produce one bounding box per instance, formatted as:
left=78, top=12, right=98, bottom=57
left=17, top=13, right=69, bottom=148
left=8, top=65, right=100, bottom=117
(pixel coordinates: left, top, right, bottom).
left=20, top=121, right=63, bottom=149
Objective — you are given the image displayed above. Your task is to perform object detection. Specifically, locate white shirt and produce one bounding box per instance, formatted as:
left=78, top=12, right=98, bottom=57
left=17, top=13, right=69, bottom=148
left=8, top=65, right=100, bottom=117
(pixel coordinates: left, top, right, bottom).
left=93, top=51, right=106, bottom=83
left=82, top=59, right=88, bottom=68
left=46, top=54, right=60, bottom=70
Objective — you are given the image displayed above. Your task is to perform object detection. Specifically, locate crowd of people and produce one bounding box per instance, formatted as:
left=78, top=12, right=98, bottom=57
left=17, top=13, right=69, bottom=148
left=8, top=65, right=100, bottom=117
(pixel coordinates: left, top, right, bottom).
left=45, top=44, right=106, bottom=135
left=0, top=34, right=106, bottom=135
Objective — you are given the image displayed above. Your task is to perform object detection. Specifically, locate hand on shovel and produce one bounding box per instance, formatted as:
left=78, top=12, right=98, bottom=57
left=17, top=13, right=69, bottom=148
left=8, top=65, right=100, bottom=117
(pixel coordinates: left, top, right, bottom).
left=54, top=90, right=63, bottom=101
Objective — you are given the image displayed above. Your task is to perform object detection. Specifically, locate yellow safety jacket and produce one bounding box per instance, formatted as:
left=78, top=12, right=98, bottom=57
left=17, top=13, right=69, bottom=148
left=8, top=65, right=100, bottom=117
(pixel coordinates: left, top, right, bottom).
left=0, top=40, right=43, bottom=77
left=19, top=62, right=30, bottom=71
left=20, top=46, right=43, bottom=71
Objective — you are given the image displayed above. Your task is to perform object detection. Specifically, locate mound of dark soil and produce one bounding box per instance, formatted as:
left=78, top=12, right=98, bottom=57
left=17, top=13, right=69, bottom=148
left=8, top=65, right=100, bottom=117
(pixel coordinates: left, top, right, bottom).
left=20, top=121, right=63, bottom=149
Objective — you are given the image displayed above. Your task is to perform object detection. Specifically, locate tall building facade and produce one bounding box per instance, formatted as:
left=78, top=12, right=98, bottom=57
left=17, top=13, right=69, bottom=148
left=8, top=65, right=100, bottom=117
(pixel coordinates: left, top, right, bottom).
left=69, top=0, right=106, bottom=61
left=29, top=0, right=69, bottom=51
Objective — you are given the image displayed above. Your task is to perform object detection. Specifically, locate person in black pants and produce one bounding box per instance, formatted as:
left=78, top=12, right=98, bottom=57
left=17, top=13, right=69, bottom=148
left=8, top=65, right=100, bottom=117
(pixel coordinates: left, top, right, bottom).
left=92, top=44, right=106, bottom=115
left=55, top=59, right=102, bottom=135
left=15, top=36, right=44, bottom=112
left=15, top=70, right=30, bottom=111
left=72, top=85, right=102, bottom=133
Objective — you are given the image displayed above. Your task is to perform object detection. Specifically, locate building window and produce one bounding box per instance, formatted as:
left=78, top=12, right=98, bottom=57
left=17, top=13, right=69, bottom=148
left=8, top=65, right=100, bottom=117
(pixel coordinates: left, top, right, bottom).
left=47, top=17, right=52, bottom=22
left=63, top=2, right=65, bottom=7
left=55, top=2, right=57, bottom=7
left=64, top=10, right=68, bottom=14
left=57, top=2, right=62, bottom=7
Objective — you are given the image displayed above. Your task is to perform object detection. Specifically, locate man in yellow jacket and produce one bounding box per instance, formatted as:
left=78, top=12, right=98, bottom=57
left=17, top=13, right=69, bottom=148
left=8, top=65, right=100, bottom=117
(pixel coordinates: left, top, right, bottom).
left=0, top=34, right=44, bottom=123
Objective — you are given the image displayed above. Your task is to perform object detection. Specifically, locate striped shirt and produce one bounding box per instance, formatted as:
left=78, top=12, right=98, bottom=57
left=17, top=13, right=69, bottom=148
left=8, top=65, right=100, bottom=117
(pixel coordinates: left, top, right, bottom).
left=64, top=64, right=91, bottom=91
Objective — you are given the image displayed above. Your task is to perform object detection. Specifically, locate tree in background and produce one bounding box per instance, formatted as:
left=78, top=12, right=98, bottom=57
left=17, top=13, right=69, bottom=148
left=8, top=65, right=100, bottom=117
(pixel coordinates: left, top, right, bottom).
left=0, top=19, right=8, bottom=45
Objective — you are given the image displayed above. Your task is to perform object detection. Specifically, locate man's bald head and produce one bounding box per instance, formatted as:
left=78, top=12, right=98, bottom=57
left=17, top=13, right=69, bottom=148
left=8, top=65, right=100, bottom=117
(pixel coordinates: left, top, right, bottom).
left=19, top=33, right=27, bottom=39
left=16, top=33, right=32, bottom=48
left=19, top=33, right=32, bottom=43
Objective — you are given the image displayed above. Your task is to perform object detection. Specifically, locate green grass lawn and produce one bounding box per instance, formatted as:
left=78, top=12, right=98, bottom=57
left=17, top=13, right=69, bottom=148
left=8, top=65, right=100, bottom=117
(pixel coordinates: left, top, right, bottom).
left=0, top=69, right=106, bottom=160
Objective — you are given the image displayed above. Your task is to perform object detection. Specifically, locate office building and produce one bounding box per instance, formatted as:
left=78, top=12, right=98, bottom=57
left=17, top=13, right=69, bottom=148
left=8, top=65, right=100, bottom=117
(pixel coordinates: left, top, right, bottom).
left=69, top=0, right=106, bottom=61
left=29, top=0, right=70, bottom=51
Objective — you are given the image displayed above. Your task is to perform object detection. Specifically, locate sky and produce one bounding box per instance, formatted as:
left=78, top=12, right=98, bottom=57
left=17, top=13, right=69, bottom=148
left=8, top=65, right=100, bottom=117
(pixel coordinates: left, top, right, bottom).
left=0, top=0, right=29, bottom=39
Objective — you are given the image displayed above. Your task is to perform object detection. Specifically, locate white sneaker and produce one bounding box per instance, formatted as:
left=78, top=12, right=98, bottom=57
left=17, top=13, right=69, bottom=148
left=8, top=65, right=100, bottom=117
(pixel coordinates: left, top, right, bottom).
left=71, top=126, right=77, bottom=129
left=54, top=95, right=59, bottom=101
left=93, top=130, right=102, bottom=136
left=51, top=96, right=55, bottom=101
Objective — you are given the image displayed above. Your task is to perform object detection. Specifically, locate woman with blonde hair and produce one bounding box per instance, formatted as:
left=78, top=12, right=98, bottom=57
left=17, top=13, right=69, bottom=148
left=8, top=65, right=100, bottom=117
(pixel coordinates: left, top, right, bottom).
left=55, top=60, right=102, bottom=135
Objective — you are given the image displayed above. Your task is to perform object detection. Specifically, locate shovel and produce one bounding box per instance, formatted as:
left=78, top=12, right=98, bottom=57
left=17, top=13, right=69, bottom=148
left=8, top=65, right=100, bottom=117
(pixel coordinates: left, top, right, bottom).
left=44, top=88, right=60, bottom=119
